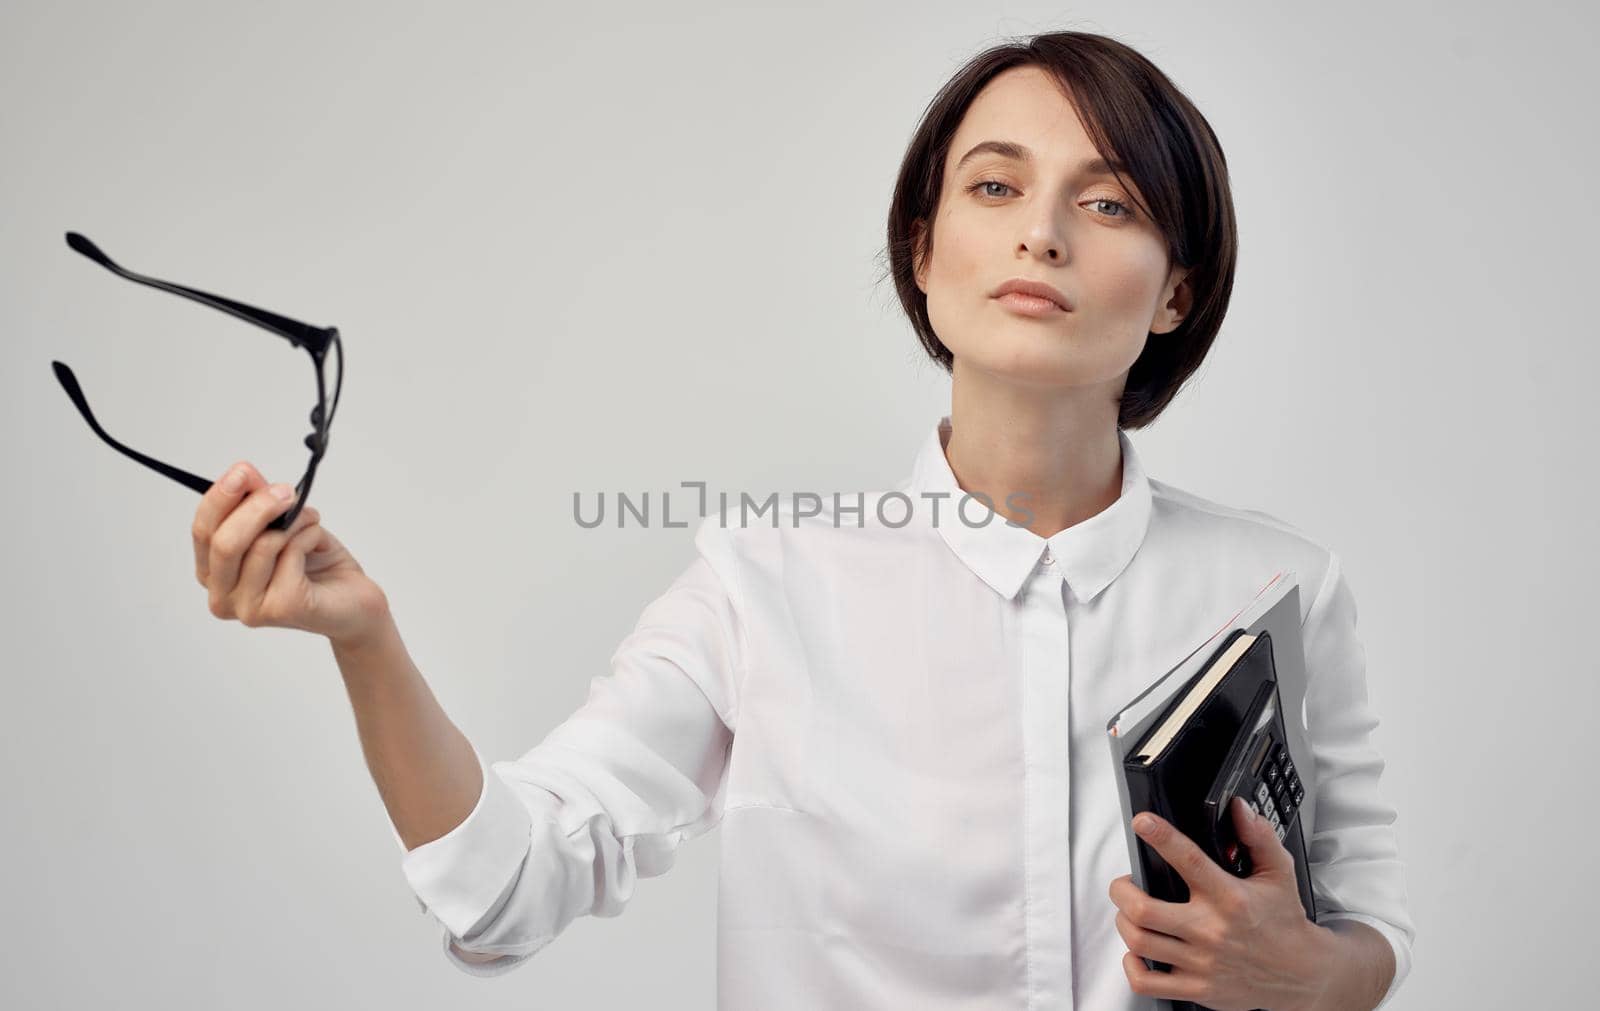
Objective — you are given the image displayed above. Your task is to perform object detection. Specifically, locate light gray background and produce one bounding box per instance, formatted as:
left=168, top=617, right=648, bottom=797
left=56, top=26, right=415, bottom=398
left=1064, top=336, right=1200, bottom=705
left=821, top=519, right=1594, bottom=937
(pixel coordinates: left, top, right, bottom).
left=4, top=1, right=1592, bottom=1007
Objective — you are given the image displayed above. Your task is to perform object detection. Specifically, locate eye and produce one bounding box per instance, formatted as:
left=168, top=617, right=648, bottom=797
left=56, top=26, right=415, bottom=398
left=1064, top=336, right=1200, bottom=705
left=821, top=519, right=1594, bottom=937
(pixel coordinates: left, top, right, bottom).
left=966, top=179, right=1137, bottom=220
left=1088, top=197, right=1133, bottom=219
left=965, top=178, right=1014, bottom=200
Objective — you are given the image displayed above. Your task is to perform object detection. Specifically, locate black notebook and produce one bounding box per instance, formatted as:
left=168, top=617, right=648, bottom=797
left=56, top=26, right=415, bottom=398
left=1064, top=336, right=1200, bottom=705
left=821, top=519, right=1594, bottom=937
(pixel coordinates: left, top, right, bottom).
left=1122, top=627, right=1319, bottom=1009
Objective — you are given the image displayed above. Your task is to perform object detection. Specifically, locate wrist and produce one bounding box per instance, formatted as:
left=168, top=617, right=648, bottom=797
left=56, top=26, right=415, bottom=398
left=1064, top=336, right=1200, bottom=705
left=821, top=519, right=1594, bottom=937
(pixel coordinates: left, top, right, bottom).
left=1287, top=920, right=1342, bottom=1011
left=329, top=603, right=400, bottom=663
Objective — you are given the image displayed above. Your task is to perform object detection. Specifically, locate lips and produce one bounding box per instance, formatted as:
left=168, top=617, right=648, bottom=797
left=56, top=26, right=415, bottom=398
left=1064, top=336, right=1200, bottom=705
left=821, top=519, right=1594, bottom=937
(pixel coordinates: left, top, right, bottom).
left=991, top=277, right=1071, bottom=311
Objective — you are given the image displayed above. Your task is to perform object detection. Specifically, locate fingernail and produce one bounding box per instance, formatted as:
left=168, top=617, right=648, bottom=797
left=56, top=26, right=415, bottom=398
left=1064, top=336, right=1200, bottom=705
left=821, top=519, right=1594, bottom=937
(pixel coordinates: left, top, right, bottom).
left=271, top=484, right=294, bottom=502
left=1135, top=815, right=1153, bottom=835
left=222, top=467, right=245, bottom=493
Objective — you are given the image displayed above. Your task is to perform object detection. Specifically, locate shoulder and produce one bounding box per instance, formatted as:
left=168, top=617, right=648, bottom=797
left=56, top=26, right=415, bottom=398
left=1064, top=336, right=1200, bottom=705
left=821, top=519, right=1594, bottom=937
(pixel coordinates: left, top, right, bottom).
left=1144, top=476, right=1343, bottom=618
left=1147, top=476, right=1329, bottom=549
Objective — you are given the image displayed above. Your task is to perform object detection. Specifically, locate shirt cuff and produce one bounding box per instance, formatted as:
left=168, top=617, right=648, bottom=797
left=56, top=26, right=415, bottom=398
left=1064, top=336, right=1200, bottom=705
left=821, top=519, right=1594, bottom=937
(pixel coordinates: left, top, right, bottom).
left=437, top=929, right=550, bottom=977
left=1315, top=911, right=1412, bottom=1010
left=394, top=742, right=536, bottom=941
left=386, top=795, right=429, bottom=913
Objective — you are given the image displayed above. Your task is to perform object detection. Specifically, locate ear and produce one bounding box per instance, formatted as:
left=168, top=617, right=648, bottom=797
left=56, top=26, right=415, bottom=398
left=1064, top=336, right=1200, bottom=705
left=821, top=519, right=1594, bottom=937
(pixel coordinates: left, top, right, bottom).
left=911, top=218, right=929, bottom=294
left=1149, top=264, right=1192, bottom=335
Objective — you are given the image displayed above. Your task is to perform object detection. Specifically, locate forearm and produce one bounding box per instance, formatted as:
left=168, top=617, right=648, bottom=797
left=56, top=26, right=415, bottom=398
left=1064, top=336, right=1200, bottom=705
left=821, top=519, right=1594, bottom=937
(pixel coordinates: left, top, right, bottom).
left=331, top=609, right=484, bottom=853
left=1306, top=919, right=1396, bottom=1011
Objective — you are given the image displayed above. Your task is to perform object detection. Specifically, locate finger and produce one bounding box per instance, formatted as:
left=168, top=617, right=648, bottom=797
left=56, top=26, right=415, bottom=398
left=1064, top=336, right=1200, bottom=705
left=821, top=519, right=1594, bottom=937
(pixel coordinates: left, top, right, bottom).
left=207, top=482, right=300, bottom=603
left=1109, top=871, right=1198, bottom=941
left=1233, top=794, right=1296, bottom=878
left=269, top=515, right=328, bottom=598
left=232, top=507, right=320, bottom=627
left=1109, top=874, right=1146, bottom=912
left=1123, top=950, right=1205, bottom=1004
left=193, top=461, right=266, bottom=584
left=261, top=520, right=337, bottom=634
left=1114, top=910, right=1192, bottom=970
left=1133, top=812, right=1233, bottom=899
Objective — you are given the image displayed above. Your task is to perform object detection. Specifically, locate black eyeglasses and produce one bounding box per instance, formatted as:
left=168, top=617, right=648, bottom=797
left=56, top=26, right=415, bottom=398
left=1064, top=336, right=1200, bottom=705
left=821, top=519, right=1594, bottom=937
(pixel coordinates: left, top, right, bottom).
left=51, top=232, right=344, bottom=532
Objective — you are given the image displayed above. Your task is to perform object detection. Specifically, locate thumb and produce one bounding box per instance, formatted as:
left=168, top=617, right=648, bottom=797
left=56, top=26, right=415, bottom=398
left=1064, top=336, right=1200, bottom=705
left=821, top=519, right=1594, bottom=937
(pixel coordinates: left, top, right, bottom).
left=274, top=517, right=326, bottom=589
left=1233, top=795, right=1295, bottom=878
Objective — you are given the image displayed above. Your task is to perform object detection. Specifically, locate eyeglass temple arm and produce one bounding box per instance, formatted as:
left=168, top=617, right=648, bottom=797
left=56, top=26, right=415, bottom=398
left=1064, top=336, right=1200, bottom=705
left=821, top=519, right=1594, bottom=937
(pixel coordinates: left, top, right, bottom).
left=64, top=232, right=335, bottom=357
left=51, top=361, right=216, bottom=494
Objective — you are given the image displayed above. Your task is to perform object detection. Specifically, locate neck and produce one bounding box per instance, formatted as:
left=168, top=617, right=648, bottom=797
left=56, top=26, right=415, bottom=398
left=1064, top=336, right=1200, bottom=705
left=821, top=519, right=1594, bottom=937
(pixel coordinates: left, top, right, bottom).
left=941, top=359, right=1126, bottom=539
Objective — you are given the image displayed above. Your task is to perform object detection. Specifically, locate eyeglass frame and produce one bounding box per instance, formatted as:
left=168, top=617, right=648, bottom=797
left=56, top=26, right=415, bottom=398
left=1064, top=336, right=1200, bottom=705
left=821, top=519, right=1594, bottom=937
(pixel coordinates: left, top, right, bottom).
left=51, top=231, right=344, bottom=532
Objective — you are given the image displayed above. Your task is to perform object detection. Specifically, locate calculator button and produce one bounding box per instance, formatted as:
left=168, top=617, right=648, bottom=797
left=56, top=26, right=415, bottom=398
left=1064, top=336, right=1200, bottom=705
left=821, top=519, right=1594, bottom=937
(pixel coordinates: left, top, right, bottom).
left=1274, top=822, right=1287, bottom=843
left=1265, top=763, right=1281, bottom=785
left=1287, top=772, right=1301, bottom=794
left=1293, top=782, right=1305, bottom=806
left=1256, top=783, right=1271, bottom=805
left=1268, top=809, right=1280, bottom=830
left=1263, top=796, right=1276, bottom=817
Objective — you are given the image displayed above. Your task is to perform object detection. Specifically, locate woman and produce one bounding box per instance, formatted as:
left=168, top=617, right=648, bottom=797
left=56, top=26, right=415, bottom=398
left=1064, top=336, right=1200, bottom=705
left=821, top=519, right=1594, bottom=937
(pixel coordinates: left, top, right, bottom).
left=193, top=30, right=1414, bottom=1011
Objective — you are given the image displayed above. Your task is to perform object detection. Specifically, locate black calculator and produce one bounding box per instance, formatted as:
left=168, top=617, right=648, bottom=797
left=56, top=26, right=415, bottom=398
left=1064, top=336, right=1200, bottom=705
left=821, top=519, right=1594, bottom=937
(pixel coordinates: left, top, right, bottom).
left=1203, top=679, right=1312, bottom=902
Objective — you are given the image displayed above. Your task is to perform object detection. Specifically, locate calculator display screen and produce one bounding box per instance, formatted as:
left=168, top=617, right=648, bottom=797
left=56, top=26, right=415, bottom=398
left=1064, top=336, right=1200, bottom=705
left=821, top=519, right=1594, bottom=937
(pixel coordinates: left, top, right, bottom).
left=1249, top=735, right=1272, bottom=777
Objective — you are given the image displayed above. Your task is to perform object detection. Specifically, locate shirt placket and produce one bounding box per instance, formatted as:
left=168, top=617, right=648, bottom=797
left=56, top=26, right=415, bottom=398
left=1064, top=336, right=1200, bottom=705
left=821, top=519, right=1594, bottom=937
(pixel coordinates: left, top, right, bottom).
left=1017, top=547, right=1073, bottom=1009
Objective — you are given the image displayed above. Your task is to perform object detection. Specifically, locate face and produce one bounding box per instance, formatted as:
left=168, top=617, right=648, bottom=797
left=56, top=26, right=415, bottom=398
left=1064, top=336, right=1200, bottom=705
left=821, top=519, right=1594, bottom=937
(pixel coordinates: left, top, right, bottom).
left=913, top=65, right=1191, bottom=393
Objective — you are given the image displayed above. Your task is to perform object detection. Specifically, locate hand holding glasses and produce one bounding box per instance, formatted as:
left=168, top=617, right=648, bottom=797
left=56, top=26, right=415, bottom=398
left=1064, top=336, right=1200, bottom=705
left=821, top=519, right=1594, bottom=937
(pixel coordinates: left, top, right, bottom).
left=51, top=231, right=344, bottom=532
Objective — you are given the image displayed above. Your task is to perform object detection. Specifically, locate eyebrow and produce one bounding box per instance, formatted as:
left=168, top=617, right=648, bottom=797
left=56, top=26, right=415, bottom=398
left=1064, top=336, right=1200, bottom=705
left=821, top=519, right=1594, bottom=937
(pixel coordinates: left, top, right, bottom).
left=953, top=139, right=1127, bottom=178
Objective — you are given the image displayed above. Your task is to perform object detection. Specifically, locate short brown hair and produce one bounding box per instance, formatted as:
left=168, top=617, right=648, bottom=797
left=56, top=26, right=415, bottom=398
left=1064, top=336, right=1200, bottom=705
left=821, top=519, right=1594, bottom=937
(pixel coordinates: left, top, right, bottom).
left=881, top=31, right=1238, bottom=430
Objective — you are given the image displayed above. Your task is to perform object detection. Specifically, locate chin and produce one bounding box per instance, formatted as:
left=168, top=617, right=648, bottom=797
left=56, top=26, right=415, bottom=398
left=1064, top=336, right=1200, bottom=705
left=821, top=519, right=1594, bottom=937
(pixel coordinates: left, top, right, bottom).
left=956, top=341, right=1102, bottom=389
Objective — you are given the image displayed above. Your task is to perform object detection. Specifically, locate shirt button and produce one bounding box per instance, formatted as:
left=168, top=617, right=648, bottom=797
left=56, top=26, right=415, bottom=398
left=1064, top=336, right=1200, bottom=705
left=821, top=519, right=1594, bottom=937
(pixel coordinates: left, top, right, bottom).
left=1042, top=546, right=1055, bottom=566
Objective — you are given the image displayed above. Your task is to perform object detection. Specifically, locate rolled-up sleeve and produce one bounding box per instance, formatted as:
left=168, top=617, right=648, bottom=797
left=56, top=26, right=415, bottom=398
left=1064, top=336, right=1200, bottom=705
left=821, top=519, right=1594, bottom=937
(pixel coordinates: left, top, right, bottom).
left=1301, top=550, right=1417, bottom=1010
left=390, top=517, right=745, bottom=976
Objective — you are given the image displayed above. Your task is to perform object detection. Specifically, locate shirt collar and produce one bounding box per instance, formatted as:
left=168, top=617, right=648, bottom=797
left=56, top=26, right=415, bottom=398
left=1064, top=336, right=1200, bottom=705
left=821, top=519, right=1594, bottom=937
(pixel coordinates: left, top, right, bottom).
left=905, top=414, right=1154, bottom=604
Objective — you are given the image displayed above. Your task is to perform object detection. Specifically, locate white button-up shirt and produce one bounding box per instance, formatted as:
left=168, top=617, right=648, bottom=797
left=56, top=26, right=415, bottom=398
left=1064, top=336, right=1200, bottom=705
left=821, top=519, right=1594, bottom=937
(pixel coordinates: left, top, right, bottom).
left=393, top=415, right=1416, bottom=1010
